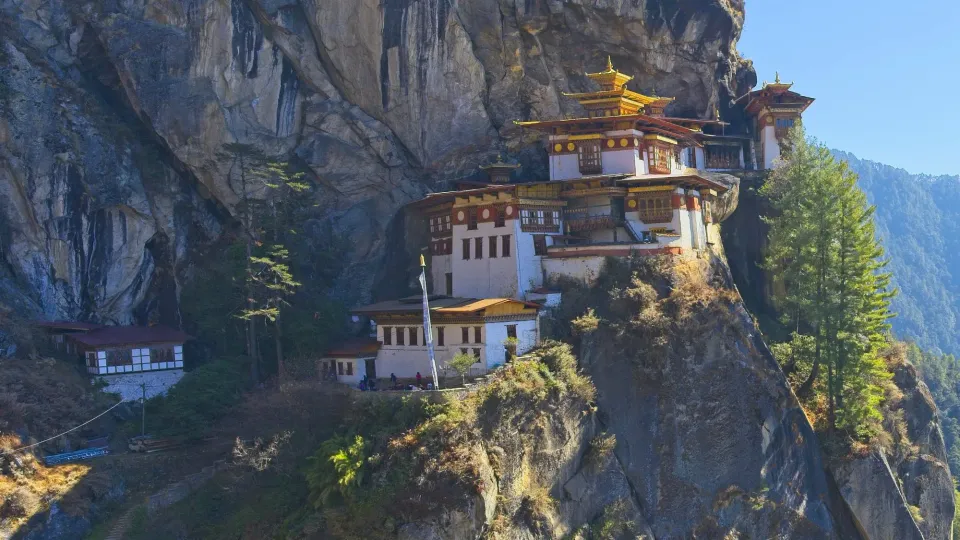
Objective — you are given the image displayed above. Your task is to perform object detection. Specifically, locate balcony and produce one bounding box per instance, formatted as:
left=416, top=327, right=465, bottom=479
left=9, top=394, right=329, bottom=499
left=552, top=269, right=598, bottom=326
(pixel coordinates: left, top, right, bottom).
left=564, top=209, right=624, bottom=232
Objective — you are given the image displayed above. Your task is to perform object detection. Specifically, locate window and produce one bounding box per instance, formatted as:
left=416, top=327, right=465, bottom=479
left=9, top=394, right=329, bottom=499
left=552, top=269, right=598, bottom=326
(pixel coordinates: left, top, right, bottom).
left=86, top=352, right=96, bottom=368
left=429, top=214, right=452, bottom=236
left=474, top=326, right=482, bottom=343
left=502, top=235, right=511, bottom=257
left=704, top=145, right=739, bottom=169
left=460, top=348, right=469, bottom=355
left=649, top=144, right=673, bottom=174
left=577, top=140, right=602, bottom=174
left=467, top=208, right=478, bottom=230
left=495, top=207, right=506, bottom=228
left=346, top=362, right=354, bottom=376
left=636, top=194, right=673, bottom=223
left=475, top=237, right=483, bottom=259
left=132, top=348, right=150, bottom=366
left=520, top=208, right=560, bottom=232
left=107, top=349, right=132, bottom=366
left=489, top=236, right=498, bottom=258
left=507, top=325, right=517, bottom=339
left=462, top=238, right=470, bottom=260
left=437, top=327, right=445, bottom=346
left=533, top=235, right=547, bottom=256
left=472, top=348, right=481, bottom=359
left=397, top=328, right=405, bottom=346
left=338, top=361, right=344, bottom=375
left=383, top=326, right=392, bottom=345
left=445, top=273, right=453, bottom=295
left=409, top=327, right=418, bottom=346
left=462, top=327, right=470, bottom=343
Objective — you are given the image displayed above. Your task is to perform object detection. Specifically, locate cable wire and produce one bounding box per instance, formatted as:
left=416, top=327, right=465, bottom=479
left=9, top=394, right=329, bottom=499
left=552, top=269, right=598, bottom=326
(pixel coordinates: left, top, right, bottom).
left=1, top=399, right=127, bottom=455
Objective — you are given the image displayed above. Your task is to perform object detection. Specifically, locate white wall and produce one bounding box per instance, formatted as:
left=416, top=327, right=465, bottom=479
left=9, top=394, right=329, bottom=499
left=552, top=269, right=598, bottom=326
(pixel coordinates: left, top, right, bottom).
left=429, top=254, right=453, bottom=295
left=484, top=319, right=539, bottom=370
left=87, top=345, right=184, bottom=375
left=378, top=322, right=488, bottom=379
left=516, top=227, right=545, bottom=298
left=320, top=357, right=369, bottom=386
left=762, top=125, right=780, bottom=169
left=601, top=148, right=640, bottom=176
left=549, top=153, right=581, bottom=181
left=451, top=220, right=519, bottom=299
left=98, top=370, right=185, bottom=401
left=543, top=256, right=607, bottom=286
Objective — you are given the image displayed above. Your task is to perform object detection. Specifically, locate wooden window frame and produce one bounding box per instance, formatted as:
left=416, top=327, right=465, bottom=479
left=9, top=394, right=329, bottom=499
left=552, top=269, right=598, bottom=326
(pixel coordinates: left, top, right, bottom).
left=502, top=235, right=511, bottom=257
left=397, top=327, right=405, bottom=346
left=489, top=236, right=498, bottom=258
left=475, top=237, right=483, bottom=259
left=462, top=238, right=470, bottom=260
left=577, top=140, right=603, bottom=174
left=636, top=194, right=673, bottom=224
left=467, top=208, right=478, bottom=230
left=462, top=327, right=470, bottom=343
left=445, top=273, right=453, bottom=295
left=409, top=327, right=418, bottom=346
left=494, top=207, right=506, bottom=228
left=382, top=326, right=392, bottom=345
left=437, top=327, right=445, bottom=346
left=649, top=144, right=673, bottom=174
left=474, top=326, right=482, bottom=344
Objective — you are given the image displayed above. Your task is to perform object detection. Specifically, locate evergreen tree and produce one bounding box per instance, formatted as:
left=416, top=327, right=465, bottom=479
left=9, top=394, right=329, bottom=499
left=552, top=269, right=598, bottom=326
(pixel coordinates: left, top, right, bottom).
left=763, top=126, right=895, bottom=438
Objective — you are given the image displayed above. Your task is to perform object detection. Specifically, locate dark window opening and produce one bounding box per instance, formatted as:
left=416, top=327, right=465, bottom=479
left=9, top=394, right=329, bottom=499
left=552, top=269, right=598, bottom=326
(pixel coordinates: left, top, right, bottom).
left=489, top=236, right=498, bottom=258
left=467, top=208, right=478, bottom=230
left=462, top=327, right=470, bottom=343
left=383, top=326, right=392, bottom=345
left=474, top=326, right=482, bottom=343
left=437, top=327, right=445, bottom=346
left=533, top=235, right=547, bottom=256
left=502, top=235, right=512, bottom=257
left=462, top=238, right=470, bottom=260
left=577, top=140, right=602, bottom=174
left=409, top=327, right=418, bottom=346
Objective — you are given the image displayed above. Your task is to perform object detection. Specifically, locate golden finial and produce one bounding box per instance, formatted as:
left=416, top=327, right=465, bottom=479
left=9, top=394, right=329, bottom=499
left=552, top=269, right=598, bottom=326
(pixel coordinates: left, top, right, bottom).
left=715, top=107, right=721, bottom=121
left=651, top=85, right=658, bottom=97
left=606, top=55, right=614, bottom=72
left=775, top=71, right=781, bottom=84
left=420, top=254, right=426, bottom=267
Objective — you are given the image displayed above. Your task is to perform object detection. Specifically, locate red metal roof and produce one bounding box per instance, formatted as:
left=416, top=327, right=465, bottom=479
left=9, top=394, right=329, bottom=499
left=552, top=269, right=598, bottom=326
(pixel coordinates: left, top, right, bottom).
left=324, top=338, right=381, bottom=358
left=66, top=325, right=192, bottom=347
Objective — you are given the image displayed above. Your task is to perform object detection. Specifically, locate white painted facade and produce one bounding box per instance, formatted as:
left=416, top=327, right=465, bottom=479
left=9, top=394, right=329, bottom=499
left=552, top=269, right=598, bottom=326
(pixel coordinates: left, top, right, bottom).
left=370, top=318, right=538, bottom=380
left=450, top=220, right=520, bottom=299
left=429, top=253, right=454, bottom=295
left=761, top=125, right=780, bottom=169
left=85, top=345, right=184, bottom=376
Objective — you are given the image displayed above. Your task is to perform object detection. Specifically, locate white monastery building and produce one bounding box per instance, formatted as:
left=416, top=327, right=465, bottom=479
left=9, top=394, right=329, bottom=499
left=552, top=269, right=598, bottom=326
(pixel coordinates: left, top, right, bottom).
left=324, top=59, right=813, bottom=387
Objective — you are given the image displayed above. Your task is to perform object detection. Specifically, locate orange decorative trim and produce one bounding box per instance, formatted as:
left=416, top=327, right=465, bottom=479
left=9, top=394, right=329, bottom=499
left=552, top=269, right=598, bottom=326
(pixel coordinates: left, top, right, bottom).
left=671, top=194, right=684, bottom=209
left=686, top=196, right=700, bottom=211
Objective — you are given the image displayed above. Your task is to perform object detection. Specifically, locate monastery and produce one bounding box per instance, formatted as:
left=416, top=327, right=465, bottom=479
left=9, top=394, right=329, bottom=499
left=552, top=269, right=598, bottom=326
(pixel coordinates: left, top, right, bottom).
left=324, top=60, right=814, bottom=387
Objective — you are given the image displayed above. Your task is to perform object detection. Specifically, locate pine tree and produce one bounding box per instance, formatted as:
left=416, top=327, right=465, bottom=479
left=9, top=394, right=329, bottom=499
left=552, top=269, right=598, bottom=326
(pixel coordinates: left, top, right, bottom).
left=763, top=125, right=895, bottom=437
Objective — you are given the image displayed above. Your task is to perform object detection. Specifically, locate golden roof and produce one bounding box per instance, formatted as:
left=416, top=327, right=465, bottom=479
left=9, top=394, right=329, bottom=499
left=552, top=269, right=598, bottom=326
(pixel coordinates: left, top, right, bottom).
left=584, top=56, right=634, bottom=91
left=479, top=154, right=521, bottom=170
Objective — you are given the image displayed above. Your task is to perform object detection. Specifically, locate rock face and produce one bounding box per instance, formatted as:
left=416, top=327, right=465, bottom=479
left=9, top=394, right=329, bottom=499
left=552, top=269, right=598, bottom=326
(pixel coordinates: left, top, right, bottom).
left=578, top=266, right=860, bottom=539
left=0, top=0, right=754, bottom=323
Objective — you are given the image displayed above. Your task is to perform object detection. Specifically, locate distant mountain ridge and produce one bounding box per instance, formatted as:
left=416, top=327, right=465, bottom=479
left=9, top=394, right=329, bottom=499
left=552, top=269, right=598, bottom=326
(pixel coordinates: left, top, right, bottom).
left=835, top=150, right=960, bottom=355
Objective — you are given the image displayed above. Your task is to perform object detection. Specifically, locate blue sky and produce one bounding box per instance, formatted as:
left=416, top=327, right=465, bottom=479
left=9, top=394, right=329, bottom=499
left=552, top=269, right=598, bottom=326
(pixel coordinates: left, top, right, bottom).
left=738, top=1, right=960, bottom=176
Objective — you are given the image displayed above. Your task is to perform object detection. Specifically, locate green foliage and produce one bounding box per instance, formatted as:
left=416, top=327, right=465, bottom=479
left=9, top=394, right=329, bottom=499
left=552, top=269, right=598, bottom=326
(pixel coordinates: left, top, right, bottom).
left=145, top=357, right=251, bottom=438
left=239, top=244, right=301, bottom=322
left=571, top=308, right=600, bottom=334
left=589, top=498, right=637, bottom=539
left=180, top=241, right=249, bottom=357
left=448, top=351, right=477, bottom=385
left=306, top=434, right=368, bottom=507
left=763, top=126, right=894, bottom=440
left=909, top=343, right=960, bottom=476
left=837, top=150, right=960, bottom=357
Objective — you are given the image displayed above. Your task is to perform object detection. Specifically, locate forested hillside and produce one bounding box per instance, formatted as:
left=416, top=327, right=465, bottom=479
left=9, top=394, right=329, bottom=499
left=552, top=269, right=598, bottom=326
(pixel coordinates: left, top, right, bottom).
left=837, top=151, right=960, bottom=355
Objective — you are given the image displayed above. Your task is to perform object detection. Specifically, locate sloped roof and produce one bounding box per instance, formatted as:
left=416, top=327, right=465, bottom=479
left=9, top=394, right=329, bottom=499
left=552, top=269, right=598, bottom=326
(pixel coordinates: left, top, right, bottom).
left=67, top=325, right=192, bottom=347
left=353, top=296, right=540, bottom=315
left=324, top=338, right=381, bottom=358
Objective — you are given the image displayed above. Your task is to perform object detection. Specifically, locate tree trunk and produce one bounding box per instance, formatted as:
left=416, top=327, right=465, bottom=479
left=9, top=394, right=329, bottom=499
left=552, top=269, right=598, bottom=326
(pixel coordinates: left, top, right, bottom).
left=275, top=308, right=285, bottom=386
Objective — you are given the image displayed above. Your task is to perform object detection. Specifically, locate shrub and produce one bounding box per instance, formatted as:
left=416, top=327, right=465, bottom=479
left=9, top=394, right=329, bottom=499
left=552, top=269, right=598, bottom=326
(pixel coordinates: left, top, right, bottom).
left=571, top=309, right=600, bottom=335
left=586, top=433, right=616, bottom=470
left=448, top=352, right=477, bottom=386
left=146, top=357, right=251, bottom=438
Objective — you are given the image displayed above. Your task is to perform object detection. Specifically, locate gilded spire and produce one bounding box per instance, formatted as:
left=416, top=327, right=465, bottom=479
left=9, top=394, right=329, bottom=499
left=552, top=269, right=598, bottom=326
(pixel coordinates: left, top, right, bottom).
left=606, top=55, right=614, bottom=72
left=775, top=71, right=781, bottom=84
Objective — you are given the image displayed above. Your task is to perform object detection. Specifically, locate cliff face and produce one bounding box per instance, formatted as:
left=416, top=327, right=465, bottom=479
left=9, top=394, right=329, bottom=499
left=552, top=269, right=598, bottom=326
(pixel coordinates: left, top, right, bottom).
left=0, top=0, right=754, bottom=323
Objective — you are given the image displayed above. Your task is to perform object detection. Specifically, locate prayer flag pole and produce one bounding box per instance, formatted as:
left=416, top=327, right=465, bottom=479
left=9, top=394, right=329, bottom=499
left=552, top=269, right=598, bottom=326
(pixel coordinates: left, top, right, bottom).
left=419, top=255, right=440, bottom=390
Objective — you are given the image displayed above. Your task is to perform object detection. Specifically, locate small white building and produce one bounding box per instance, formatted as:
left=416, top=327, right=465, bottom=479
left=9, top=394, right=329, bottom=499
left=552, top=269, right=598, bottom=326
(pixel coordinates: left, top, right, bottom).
left=46, top=323, right=192, bottom=401
left=323, top=297, right=541, bottom=386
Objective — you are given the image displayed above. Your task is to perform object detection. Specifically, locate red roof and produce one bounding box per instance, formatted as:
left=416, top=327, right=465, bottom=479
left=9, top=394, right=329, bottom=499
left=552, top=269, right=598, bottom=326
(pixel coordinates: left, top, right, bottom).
left=34, top=321, right=104, bottom=331
left=324, top=338, right=381, bottom=358
left=66, top=325, right=192, bottom=348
